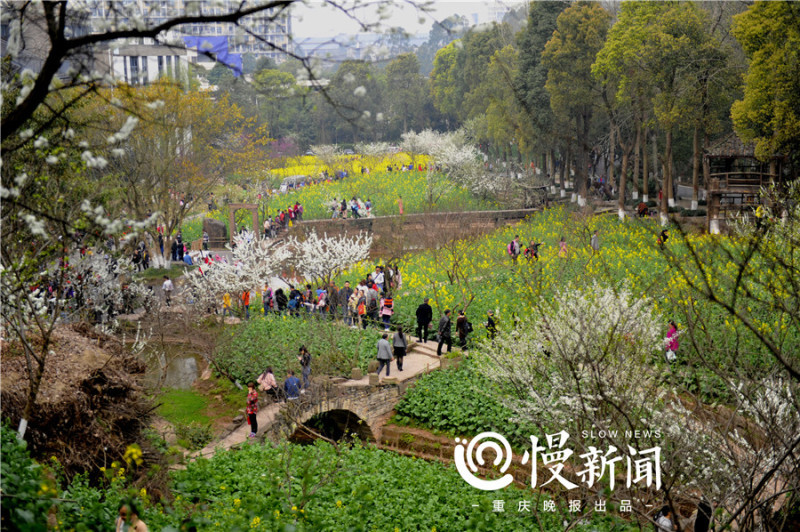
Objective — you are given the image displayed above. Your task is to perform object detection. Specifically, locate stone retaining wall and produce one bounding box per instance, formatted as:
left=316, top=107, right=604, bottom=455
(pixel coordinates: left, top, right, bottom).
left=287, top=208, right=545, bottom=256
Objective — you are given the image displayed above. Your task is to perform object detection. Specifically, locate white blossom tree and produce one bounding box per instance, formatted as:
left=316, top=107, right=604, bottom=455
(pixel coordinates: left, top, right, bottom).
left=287, top=230, right=372, bottom=287
left=475, top=283, right=800, bottom=530
left=310, top=144, right=341, bottom=176
left=183, top=232, right=291, bottom=313
left=401, top=128, right=490, bottom=205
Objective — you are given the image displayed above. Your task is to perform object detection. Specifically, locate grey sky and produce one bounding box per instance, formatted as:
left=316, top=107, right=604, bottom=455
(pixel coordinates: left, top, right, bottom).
left=291, top=1, right=523, bottom=39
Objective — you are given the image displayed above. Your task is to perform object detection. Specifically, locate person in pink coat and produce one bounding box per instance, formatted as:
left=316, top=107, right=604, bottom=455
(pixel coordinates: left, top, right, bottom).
left=665, top=320, right=679, bottom=363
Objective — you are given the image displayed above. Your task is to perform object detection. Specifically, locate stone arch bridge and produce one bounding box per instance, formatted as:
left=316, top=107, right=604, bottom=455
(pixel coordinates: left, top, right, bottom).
left=192, top=345, right=444, bottom=460
left=263, top=378, right=416, bottom=444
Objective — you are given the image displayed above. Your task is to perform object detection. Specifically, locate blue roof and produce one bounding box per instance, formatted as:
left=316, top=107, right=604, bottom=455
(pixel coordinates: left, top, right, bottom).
left=182, top=35, right=243, bottom=76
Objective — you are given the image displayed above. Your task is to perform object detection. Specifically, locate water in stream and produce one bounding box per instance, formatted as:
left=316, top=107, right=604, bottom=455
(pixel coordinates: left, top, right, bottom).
left=142, top=344, right=207, bottom=390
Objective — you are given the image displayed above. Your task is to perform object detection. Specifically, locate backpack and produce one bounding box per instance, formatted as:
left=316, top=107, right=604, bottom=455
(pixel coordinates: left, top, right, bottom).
left=507, top=241, right=515, bottom=255
left=383, top=298, right=393, bottom=309
left=367, top=296, right=378, bottom=312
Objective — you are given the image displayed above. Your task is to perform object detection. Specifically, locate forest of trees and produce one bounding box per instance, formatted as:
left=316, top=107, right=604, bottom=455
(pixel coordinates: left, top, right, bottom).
left=210, top=1, right=797, bottom=213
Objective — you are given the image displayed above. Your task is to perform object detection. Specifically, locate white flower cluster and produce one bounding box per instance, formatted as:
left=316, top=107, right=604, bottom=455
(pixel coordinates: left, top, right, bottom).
left=401, top=129, right=488, bottom=195
left=183, top=230, right=370, bottom=308
left=183, top=232, right=291, bottom=308
left=287, top=231, right=372, bottom=285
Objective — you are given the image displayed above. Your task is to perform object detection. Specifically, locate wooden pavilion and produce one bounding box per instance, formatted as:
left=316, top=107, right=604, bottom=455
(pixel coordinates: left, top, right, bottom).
left=705, top=133, right=787, bottom=233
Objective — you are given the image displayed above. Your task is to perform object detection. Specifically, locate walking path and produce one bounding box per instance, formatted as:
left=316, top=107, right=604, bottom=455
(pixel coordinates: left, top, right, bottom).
left=189, top=338, right=443, bottom=461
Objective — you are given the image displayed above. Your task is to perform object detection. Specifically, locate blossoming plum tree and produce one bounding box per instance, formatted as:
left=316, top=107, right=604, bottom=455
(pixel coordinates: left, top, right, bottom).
left=287, top=231, right=373, bottom=287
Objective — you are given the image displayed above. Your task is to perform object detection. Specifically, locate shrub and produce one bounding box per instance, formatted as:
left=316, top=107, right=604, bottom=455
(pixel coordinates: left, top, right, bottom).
left=174, top=422, right=213, bottom=451
left=213, top=314, right=383, bottom=383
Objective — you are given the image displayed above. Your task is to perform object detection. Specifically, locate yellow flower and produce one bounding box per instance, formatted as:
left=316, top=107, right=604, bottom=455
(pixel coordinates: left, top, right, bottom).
left=336, top=500, right=343, bottom=508
left=292, top=506, right=297, bottom=512
left=250, top=516, right=261, bottom=528
left=234, top=498, right=241, bottom=507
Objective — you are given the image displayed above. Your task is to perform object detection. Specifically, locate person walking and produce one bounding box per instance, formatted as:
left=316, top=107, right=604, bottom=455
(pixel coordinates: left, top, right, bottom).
left=298, top=346, right=311, bottom=392
left=524, top=239, right=543, bottom=261
left=590, top=230, right=600, bottom=253
left=507, top=235, right=521, bottom=262
left=393, top=326, right=408, bottom=371
left=339, top=281, right=354, bottom=325
left=202, top=231, right=209, bottom=251
left=436, top=309, right=453, bottom=357
left=373, top=266, right=385, bottom=293
left=366, top=284, right=380, bottom=328
left=246, top=381, right=258, bottom=438
left=284, top=370, right=301, bottom=401
left=241, top=289, right=251, bottom=320
left=486, top=310, right=498, bottom=340
left=262, top=284, right=273, bottom=315
left=158, top=233, right=164, bottom=258
left=456, top=310, right=470, bottom=350
left=177, top=232, right=184, bottom=261
left=415, top=297, right=433, bottom=343
left=658, top=229, right=669, bottom=249
left=558, top=236, right=568, bottom=258
left=379, top=293, right=394, bottom=330
left=275, top=288, right=288, bottom=314
left=162, top=276, right=173, bottom=307
left=327, top=281, right=339, bottom=319
left=376, top=333, right=393, bottom=378
left=665, top=320, right=679, bottom=363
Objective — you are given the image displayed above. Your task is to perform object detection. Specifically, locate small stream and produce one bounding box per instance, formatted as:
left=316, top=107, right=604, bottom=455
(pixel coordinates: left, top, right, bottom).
left=142, top=344, right=207, bottom=390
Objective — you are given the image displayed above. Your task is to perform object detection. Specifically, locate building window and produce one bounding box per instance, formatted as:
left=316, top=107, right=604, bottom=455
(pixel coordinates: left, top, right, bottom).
left=130, top=56, right=139, bottom=85
left=158, top=55, right=163, bottom=75
left=141, top=55, right=148, bottom=83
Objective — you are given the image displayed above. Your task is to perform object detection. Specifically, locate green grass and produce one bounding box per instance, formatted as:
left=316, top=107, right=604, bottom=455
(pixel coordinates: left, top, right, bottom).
left=156, top=388, right=211, bottom=427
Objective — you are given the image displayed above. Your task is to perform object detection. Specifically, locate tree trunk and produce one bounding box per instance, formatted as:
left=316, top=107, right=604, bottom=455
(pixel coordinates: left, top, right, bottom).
left=642, top=127, right=649, bottom=202
left=632, top=120, right=641, bottom=200
left=618, top=147, right=629, bottom=220
left=22, top=335, right=48, bottom=424
left=609, top=123, right=616, bottom=189
left=577, top=111, right=591, bottom=207
left=563, top=142, right=571, bottom=200
left=652, top=130, right=659, bottom=206
left=692, top=126, right=700, bottom=211
left=660, top=129, right=671, bottom=224
left=667, top=128, right=675, bottom=208
left=703, top=132, right=711, bottom=206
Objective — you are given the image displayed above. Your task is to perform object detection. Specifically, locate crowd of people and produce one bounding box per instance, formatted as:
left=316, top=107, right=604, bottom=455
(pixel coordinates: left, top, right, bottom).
left=220, top=264, right=404, bottom=329
left=328, top=197, right=375, bottom=219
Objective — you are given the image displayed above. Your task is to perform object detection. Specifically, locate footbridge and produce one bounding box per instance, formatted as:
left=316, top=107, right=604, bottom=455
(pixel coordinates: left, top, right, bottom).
left=192, top=343, right=444, bottom=459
